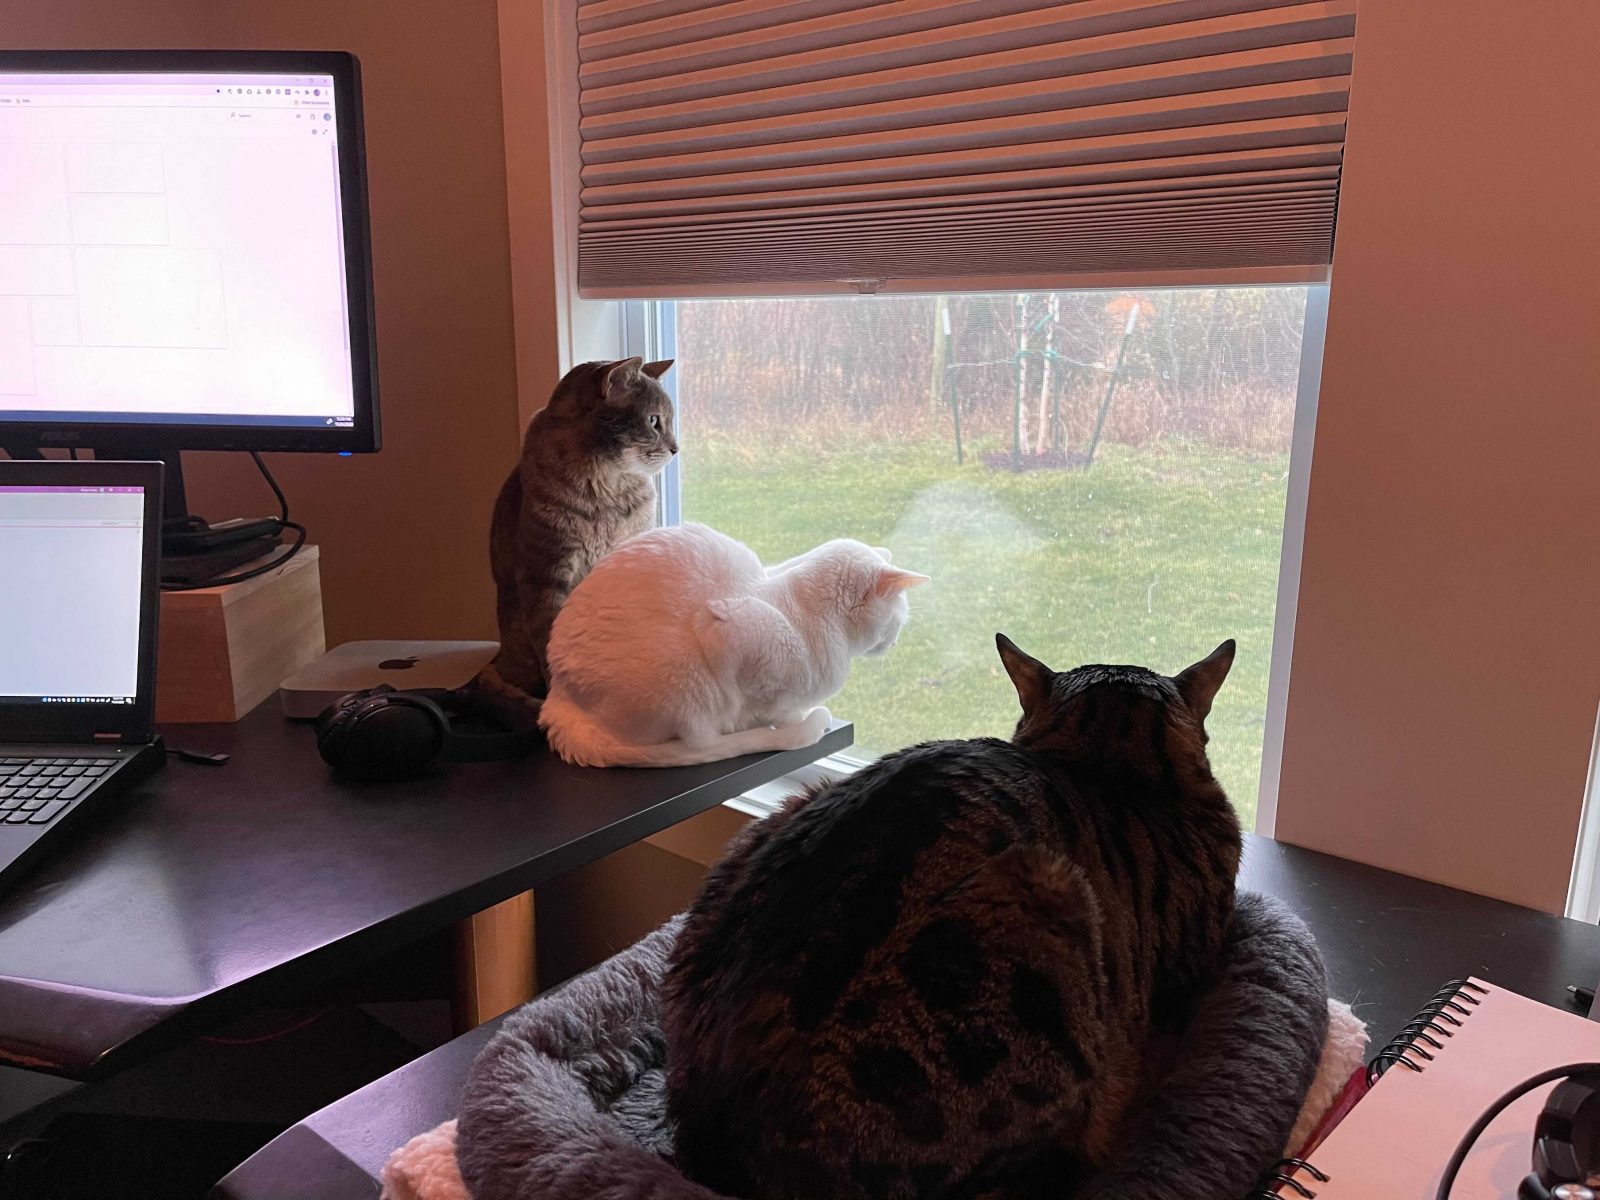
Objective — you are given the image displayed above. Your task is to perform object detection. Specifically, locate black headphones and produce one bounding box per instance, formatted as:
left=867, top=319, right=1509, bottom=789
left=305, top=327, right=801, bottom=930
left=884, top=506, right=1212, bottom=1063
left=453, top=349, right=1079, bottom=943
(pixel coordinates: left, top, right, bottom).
left=1438, top=1062, right=1600, bottom=1200
left=1521, top=1072, right=1600, bottom=1200
left=315, top=685, right=543, bottom=782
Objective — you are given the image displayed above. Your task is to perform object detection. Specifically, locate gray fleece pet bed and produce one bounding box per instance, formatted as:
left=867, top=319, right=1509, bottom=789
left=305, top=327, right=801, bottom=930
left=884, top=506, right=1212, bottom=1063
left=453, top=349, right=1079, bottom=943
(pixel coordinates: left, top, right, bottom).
left=455, top=893, right=1329, bottom=1200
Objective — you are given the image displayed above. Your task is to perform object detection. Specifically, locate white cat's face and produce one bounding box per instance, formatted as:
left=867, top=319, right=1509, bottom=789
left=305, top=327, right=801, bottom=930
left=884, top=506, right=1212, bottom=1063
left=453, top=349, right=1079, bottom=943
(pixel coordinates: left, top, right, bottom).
left=826, top=541, right=927, bottom=657
left=863, top=596, right=909, bottom=656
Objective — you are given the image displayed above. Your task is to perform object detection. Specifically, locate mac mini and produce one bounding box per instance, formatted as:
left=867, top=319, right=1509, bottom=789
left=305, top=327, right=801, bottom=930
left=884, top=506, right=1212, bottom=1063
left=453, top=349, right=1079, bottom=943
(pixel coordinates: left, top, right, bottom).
left=279, top=640, right=500, bottom=719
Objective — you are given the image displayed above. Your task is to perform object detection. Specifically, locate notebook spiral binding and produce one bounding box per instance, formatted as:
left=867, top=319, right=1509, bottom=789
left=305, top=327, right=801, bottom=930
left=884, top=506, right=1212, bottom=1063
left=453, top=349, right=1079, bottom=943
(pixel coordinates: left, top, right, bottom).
left=1244, top=979, right=1489, bottom=1199
left=1365, top=978, right=1488, bottom=1085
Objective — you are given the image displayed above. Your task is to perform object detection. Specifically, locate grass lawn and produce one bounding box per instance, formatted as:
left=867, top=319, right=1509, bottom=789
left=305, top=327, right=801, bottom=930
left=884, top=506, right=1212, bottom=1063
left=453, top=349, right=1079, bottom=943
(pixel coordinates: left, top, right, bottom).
left=682, top=430, right=1291, bottom=828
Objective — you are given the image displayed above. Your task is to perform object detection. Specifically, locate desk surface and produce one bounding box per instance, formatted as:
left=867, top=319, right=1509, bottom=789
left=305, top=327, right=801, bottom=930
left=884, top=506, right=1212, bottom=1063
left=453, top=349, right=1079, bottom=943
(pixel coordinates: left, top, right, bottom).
left=215, top=832, right=1600, bottom=1200
left=0, top=704, right=853, bottom=1079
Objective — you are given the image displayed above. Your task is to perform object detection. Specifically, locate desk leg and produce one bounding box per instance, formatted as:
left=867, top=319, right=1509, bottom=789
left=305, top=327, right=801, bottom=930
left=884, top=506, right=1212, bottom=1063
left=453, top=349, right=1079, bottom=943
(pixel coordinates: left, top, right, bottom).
left=452, top=890, right=537, bottom=1032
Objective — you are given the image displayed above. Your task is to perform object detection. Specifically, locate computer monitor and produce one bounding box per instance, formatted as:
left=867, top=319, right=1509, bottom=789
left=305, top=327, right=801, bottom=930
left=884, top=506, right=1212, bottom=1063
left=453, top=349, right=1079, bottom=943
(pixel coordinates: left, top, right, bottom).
left=0, top=50, right=379, bottom=492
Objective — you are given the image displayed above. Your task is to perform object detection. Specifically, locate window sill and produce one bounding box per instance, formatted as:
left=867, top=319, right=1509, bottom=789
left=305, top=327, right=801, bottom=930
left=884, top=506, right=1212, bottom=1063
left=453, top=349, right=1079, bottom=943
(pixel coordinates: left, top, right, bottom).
left=723, top=751, right=865, bottom=819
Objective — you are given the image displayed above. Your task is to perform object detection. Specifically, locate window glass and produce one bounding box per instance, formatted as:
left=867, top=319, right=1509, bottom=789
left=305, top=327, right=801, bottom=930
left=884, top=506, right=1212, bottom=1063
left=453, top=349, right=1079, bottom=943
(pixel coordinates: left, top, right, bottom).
left=674, top=289, right=1310, bottom=825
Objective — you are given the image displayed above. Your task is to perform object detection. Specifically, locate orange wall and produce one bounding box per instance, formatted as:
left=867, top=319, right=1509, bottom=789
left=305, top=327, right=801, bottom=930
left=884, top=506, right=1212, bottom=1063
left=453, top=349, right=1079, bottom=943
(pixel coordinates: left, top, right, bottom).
left=1274, top=1, right=1600, bottom=911
left=13, top=1, right=539, bottom=645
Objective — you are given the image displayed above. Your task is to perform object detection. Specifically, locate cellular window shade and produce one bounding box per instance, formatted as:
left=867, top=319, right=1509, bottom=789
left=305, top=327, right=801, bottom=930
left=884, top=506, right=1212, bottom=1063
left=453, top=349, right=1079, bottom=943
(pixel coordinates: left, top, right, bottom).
left=574, top=0, right=1356, bottom=296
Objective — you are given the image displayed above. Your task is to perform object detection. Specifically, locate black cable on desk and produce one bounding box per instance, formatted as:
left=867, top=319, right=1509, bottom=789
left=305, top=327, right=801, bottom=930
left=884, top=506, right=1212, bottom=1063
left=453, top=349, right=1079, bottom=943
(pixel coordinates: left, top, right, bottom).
left=1434, top=1062, right=1600, bottom=1200
left=160, top=451, right=307, bottom=592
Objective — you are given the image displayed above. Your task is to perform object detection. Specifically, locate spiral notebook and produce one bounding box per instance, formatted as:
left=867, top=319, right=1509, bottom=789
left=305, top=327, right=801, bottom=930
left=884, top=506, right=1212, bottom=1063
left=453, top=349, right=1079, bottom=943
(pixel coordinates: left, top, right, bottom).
left=1259, top=979, right=1600, bottom=1198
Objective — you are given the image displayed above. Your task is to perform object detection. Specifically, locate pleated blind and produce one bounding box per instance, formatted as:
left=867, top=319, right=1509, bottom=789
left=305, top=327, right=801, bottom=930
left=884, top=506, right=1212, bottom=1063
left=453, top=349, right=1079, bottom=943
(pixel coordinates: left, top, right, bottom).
left=575, top=0, right=1356, bottom=296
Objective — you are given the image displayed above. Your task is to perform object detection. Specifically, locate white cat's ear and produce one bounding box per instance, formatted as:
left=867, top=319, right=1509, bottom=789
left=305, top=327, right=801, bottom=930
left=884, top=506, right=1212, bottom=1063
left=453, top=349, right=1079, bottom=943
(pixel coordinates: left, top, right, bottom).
left=873, top=567, right=929, bottom=598
left=601, top=357, right=644, bottom=403
left=874, top=547, right=893, bottom=562
left=642, top=359, right=674, bottom=380
left=996, top=633, right=1052, bottom=713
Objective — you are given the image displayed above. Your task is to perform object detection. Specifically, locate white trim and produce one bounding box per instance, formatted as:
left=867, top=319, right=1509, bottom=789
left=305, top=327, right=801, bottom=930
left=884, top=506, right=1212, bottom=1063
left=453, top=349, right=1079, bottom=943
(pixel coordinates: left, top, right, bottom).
left=499, top=0, right=624, bottom=413
left=543, top=0, right=581, bottom=373
left=1566, top=702, right=1600, bottom=922
left=495, top=0, right=574, bottom=426
left=655, top=301, right=682, bottom=526
left=549, top=0, right=626, bottom=371
left=1254, top=282, right=1328, bottom=836
left=623, top=299, right=681, bottom=527
left=724, top=754, right=862, bottom=820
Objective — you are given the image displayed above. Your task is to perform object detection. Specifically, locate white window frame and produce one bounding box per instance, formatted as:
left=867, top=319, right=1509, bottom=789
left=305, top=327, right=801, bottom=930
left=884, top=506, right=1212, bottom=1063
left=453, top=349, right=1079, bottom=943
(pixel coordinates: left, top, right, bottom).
left=1566, top=708, right=1600, bottom=922
left=622, top=299, right=681, bottom=527
left=629, top=288, right=1328, bottom=828
left=1255, top=283, right=1329, bottom=837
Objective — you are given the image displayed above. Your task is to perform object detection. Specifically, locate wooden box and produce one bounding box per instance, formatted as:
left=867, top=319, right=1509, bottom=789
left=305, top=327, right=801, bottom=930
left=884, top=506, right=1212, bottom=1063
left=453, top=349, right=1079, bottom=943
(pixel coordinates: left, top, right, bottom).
left=156, top=545, right=326, bottom=723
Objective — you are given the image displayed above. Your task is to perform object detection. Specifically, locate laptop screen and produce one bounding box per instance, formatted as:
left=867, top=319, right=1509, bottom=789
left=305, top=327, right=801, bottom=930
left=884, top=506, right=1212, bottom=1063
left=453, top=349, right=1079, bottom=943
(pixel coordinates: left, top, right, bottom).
left=0, top=483, right=146, bottom=705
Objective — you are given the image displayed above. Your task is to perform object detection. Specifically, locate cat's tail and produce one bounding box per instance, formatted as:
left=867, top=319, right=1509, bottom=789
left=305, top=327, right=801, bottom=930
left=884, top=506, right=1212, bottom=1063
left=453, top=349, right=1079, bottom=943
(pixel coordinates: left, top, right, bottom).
left=541, top=695, right=831, bottom=768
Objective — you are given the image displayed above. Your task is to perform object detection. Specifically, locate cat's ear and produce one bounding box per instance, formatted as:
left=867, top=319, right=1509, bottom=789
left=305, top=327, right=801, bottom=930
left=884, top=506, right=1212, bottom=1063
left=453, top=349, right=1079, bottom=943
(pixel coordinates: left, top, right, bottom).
left=1174, top=639, right=1236, bottom=725
left=874, top=547, right=893, bottom=562
left=600, top=357, right=644, bottom=404
left=872, top=567, right=928, bottom=598
left=996, top=633, right=1052, bottom=714
left=641, top=359, right=674, bottom=380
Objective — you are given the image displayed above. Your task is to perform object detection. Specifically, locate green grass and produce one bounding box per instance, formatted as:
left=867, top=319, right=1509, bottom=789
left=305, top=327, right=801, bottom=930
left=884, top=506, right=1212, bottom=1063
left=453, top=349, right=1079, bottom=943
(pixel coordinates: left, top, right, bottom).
left=682, top=431, right=1290, bottom=827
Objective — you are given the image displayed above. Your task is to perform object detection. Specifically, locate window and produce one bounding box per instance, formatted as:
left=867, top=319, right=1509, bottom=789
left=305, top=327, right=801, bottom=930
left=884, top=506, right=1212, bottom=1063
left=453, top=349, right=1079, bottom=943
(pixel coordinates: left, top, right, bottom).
left=650, top=288, right=1317, bottom=827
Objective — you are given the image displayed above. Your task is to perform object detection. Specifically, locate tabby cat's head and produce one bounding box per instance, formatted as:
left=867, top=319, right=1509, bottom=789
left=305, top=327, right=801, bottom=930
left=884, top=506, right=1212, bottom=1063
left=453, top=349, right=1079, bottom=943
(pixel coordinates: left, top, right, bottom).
left=547, top=357, right=678, bottom=475
left=995, top=634, right=1235, bottom=768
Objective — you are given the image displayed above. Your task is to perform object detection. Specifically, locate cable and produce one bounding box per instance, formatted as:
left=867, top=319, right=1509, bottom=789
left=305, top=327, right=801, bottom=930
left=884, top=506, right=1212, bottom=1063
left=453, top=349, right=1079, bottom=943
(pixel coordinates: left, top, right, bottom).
left=249, top=450, right=288, bottom=522
left=160, top=452, right=307, bottom=591
left=201, top=1006, right=333, bottom=1046
left=1434, top=1061, right=1600, bottom=1199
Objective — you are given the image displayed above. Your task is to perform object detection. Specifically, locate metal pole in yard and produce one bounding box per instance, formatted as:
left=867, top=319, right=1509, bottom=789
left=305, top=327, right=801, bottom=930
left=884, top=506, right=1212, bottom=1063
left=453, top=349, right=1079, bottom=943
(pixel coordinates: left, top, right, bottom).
left=1054, top=365, right=1071, bottom=453
left=1012, top=294, right=1026, bottom=470
left=1084, top=302, right=1141, bottom=470
left=949, top=362, right=963, bottom=465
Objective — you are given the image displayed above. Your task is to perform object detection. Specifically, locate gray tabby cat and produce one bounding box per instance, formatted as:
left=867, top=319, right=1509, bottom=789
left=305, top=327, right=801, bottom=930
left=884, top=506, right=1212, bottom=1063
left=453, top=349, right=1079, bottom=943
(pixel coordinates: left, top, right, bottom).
left=664, top=636, right=1242, bottom=1200
left=482, top=357, right=675, bottom=703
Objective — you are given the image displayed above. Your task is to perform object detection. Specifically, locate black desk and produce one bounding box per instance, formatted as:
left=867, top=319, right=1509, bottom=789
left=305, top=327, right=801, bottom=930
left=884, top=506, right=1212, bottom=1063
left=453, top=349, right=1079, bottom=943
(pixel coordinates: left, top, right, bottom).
left=215, top=833, right=1600, bottom=1200
left=0, top=704, right=853, bottom=1079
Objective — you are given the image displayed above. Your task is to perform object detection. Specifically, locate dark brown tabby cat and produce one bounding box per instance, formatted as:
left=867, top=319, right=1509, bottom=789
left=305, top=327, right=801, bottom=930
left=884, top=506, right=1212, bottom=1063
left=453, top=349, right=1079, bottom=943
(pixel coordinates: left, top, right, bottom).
left=663, top=635, right=1242, bottom=1200
left=482, top=357, right=675, bottom=702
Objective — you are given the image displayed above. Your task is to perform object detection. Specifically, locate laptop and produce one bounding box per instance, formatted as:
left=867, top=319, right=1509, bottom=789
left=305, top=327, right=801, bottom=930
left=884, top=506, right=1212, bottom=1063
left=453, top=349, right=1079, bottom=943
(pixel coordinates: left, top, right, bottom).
left=0, top=459, right=166, bottom=889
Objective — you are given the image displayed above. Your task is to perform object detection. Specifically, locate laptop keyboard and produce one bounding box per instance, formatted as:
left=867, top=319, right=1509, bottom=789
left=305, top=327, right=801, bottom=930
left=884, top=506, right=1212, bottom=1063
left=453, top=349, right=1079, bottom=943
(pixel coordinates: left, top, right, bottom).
left=0, top=758, right=113, bottom=826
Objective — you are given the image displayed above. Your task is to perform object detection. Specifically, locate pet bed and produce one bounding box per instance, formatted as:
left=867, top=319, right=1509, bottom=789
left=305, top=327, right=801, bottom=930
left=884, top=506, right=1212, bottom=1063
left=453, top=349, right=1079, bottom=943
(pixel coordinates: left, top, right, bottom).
left=384, top=894, right=1365, bottom=1200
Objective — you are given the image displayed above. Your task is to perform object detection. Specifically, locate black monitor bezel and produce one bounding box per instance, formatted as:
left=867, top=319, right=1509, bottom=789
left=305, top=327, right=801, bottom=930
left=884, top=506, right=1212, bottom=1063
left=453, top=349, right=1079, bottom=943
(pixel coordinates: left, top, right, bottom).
left=0, top=49, right=380, bottom=454
left=0, top=459, right=164, bottom=743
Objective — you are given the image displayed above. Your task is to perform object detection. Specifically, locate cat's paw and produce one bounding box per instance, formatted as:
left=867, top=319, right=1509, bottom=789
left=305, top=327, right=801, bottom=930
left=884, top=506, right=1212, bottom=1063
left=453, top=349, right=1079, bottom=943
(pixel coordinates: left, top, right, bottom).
left=473, top=663, right=544, bottom=711
left=798, top=706, right=832, bottom=746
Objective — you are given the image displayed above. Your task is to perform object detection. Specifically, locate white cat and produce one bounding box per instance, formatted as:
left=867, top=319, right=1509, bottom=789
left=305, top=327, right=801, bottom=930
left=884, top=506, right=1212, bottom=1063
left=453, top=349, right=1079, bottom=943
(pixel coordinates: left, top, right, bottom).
left=540, top=522, right=927, bottom=768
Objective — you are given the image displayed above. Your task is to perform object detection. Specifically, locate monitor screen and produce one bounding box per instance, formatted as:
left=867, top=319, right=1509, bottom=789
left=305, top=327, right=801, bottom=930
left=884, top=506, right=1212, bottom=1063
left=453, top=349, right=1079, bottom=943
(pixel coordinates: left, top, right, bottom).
left=0, top=54, right=376, bottom=451
left=0, top=482, right=147, bottom=705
